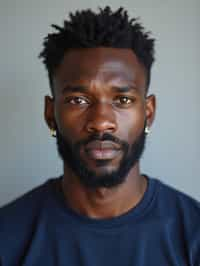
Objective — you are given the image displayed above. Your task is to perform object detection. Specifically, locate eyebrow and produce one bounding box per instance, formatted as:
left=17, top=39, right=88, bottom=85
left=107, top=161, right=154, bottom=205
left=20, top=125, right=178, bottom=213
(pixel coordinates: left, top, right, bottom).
left=112, top=86, right=138, bottom=93
left=62, top=85, right=87, bottom=94
left=61, top=84, right=138, bottom=94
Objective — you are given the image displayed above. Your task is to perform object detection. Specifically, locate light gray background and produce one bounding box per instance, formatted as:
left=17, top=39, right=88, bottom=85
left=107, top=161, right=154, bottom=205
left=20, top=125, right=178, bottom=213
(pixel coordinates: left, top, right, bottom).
left=0, top=0, right=199, bottom=206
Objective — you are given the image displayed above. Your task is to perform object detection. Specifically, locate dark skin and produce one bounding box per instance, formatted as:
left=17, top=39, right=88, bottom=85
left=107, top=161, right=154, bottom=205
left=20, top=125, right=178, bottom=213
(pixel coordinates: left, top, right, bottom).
left=45, top=47, right=156, bottom=219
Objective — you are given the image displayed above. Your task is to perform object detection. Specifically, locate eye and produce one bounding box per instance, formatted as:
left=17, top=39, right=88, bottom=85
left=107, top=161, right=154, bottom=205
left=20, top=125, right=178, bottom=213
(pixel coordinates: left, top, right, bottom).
left=114, top=96, right=134, bottom=106
left=65, top=96, right=89, bottom=105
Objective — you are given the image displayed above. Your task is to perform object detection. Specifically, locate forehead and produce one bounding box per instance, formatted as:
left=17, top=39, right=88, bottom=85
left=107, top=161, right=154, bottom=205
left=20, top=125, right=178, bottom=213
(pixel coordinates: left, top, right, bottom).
left=53, top=47, right=146, bottom=92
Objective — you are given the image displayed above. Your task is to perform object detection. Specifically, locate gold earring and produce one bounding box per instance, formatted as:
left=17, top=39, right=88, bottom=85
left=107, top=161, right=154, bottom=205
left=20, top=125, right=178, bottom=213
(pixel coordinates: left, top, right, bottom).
left=50, top=128, right=57, bottom=138
left=145, top=126, right=151, bottom=135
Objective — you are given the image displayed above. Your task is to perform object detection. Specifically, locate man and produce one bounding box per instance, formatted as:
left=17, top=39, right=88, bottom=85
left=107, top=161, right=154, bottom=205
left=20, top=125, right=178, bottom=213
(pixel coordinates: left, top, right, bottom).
left=0, top=6, right=199, bottom=266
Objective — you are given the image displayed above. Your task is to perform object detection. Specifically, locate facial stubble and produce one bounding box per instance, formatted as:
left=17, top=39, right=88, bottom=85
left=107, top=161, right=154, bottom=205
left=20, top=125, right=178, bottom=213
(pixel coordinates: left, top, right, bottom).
left=55, top=127, right=146, bottom=189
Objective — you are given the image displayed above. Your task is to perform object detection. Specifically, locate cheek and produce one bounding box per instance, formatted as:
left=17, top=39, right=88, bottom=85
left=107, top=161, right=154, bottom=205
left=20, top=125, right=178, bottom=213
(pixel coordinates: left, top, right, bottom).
left=55, top=106, right=86, bottom=138
left=117, top=106, right=145, bottom=142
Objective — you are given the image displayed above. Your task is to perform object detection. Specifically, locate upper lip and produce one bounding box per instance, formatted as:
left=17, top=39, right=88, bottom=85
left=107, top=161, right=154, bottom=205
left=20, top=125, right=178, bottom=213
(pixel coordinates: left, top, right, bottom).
left=85, top=140, right=121, bottom=151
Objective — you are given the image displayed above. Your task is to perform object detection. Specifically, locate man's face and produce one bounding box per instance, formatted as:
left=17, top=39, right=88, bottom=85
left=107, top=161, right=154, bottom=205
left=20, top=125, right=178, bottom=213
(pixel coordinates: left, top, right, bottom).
left=45, top=47, right=155, bottom=188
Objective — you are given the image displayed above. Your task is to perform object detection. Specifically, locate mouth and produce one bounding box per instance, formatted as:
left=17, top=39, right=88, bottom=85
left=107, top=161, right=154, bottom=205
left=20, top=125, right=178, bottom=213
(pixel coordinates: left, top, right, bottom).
left=85, top=148, right=121, bottom=160
left=84, top=140, right=122, bottom=160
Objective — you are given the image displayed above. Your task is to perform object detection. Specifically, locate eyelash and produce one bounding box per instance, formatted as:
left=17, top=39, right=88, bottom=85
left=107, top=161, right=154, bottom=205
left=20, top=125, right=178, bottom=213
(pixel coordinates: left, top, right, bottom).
left=65, top=96, right=89, bottom=105
left=65, top=95, right=135, bottom=107
left=115, top=96, right=134, bottom=105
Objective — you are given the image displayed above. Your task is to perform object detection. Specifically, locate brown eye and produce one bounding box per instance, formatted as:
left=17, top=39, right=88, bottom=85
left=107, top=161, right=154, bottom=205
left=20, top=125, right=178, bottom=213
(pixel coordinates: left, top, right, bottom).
left=66, top=96, right=89, bottom=105
left=114, top=96, right=134, bottom=106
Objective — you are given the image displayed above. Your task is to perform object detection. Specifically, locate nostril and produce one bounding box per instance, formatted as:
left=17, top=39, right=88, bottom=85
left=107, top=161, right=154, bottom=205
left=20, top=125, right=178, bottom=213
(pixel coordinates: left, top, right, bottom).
left=86, top=119, right=117, bottom=133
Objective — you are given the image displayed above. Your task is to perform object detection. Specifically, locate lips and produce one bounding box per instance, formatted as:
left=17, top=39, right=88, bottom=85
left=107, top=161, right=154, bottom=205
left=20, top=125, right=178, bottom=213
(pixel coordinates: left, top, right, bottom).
left=84, top=140, right=121, bottom=160
left=85, top=140, right=121, bottom=150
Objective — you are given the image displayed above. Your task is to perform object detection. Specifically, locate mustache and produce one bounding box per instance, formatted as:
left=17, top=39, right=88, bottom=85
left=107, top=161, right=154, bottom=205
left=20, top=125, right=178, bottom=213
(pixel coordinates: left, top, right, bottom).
left=77, top=133, right=128, bottom=150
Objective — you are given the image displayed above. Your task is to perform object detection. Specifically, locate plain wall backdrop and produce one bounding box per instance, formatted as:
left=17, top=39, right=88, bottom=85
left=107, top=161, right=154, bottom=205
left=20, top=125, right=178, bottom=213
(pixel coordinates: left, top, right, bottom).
left=0, top=0, right=199, bottom=206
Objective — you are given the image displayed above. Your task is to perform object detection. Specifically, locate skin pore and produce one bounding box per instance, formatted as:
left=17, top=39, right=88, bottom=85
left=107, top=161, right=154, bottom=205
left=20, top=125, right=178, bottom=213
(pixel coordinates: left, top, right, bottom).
left=44, top=47, right=156, bottom=219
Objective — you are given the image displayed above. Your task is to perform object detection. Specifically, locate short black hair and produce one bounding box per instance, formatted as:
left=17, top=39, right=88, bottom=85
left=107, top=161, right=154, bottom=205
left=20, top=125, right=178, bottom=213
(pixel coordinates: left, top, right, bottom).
left=39, top=6, right=155, bottom=96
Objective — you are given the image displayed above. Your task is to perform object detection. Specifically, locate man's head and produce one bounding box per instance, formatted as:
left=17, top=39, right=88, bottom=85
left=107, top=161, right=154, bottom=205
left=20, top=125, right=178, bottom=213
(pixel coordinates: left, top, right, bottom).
left=39, top=7, right=155, bottom=96
left=40, top=7, right=156, bottom=189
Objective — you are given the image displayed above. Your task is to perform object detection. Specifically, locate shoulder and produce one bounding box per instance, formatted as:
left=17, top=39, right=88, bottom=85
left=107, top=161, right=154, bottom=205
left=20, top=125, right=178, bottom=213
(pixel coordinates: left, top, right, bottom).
left=155, top=178, right=200, bottom=216
left=0, top=177, right=61, bottom=261
left=148, top=177, right=200, bottom=229
left=1, top=178, right=53, bottom=213
left=0, top=177, right=60, bottom=234
left=153, top=177, right=200, bottom=265
left=153, top=177, right=200, bottom=227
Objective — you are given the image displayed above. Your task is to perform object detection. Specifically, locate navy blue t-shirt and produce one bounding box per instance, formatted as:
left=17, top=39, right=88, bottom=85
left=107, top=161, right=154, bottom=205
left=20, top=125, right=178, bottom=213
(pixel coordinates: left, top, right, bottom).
left=0, top=176, right=200, bottom=266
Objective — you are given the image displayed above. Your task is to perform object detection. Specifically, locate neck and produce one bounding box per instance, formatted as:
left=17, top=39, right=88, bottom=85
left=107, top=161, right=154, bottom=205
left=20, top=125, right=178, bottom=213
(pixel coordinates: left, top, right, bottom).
left=61, top=163, right=147, bottom=219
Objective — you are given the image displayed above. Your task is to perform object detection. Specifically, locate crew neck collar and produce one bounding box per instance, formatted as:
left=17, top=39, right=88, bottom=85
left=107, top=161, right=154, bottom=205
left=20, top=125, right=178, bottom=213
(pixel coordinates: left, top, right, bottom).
left=50, top=175, right=158, bottom=229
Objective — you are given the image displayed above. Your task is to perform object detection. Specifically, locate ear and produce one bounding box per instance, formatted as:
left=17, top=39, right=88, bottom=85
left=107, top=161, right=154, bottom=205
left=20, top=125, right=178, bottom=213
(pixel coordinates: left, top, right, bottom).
left=145, top=94, right=156, bottom=127
left=44, top=95, right=56, bottom=130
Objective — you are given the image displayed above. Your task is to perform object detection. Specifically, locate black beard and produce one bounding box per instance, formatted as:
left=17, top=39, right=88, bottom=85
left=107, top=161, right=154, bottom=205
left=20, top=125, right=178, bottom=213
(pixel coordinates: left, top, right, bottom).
left=55, top=127, right=146, bottom=189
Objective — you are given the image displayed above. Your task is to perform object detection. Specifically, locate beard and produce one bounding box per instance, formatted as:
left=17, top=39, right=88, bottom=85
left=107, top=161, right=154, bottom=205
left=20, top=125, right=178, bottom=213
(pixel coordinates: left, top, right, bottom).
left=55, top=126, right=147, bottom=189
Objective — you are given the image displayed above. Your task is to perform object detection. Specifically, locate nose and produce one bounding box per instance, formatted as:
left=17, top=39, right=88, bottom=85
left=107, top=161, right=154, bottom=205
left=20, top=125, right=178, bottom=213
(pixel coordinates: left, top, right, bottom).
left=86, top=102, right=117, bottom=134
